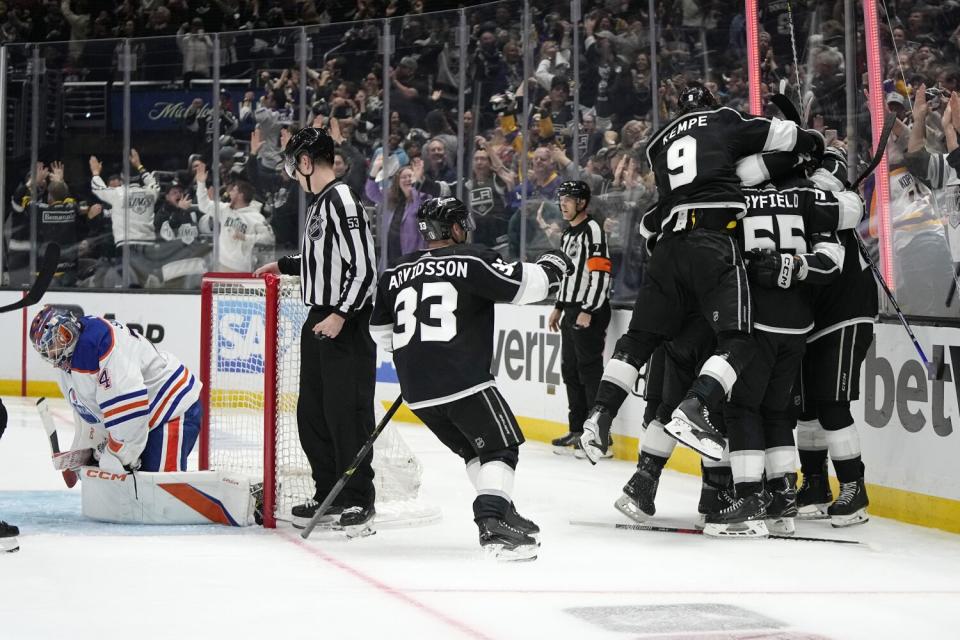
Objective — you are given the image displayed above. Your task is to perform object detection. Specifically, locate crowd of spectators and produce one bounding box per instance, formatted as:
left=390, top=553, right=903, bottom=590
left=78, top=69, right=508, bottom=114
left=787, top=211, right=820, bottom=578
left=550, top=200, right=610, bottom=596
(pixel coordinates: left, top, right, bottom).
left=2, top=0, right=960, bottom=315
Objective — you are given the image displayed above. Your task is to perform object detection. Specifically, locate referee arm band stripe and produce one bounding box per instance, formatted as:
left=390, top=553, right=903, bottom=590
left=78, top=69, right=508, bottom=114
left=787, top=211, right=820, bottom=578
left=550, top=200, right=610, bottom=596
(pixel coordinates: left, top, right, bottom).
left=587, top=257, right=612, bottom=272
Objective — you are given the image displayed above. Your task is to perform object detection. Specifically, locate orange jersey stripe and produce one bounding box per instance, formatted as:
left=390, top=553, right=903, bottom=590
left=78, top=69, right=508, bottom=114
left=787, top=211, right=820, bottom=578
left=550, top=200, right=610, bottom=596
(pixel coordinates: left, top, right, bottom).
left=164, top=418, right=181, bottom=472
left=149, top=370, right=188, bottom=427
left=107, top=433, right=123, bottom=454
left=587, top=257, right=612, bottom=272
left=102, top=399, right=149, bottom=419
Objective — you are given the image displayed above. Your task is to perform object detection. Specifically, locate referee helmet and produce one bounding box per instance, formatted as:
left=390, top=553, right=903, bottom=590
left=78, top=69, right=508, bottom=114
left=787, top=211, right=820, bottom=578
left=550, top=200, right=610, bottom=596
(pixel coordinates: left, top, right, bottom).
left=283, top=127, right=336, bottom=178
left=557, top=180, right=591, bottom=208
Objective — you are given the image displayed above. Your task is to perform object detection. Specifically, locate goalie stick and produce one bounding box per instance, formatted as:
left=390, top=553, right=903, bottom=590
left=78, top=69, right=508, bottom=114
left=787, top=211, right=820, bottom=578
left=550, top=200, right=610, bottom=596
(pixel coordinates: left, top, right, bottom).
left=570, top=520, right=869, bottom=546
left=36, top=397, right=78, bottom=488
left=0, top=243, right=60, bottom=314
left=300, top=394, right=404, bottom=539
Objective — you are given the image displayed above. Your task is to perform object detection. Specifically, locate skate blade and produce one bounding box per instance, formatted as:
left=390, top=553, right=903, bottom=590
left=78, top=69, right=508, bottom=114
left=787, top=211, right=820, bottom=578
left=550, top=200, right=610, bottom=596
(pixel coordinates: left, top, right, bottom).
left=553, top=446, right=578, bottom=456
left=291, top=515, right=339, bottom=530
left=830, top=509, right=869, bottom=528
left=703, top=519, right=769, bottom=538
left=614, top=494, right=654, bottom=523
left=482, top=543, right=538, bottom=562
left=663, top=417, right=724, bottom=461
left=343, top=523, right=376, bottom=539
left=1, top=538, right=20, bottom=553
left=765, top=516, right=796, bottom=535
left=797, top=503, right=831, bottom=520
left=695, top=514, right=706, bottom=530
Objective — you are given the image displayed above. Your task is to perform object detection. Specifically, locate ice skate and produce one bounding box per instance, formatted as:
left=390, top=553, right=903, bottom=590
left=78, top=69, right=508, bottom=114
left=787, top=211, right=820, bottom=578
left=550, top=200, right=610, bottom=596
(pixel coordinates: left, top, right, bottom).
left=0, top=521, right=19, bottom=554
left=552, top=432, right=583, bottom=456
left=829, top=478, right=869, bottom=528
left=505, top=503, right=540, bottom=544
left=291, top=499, right=344, bottom=530
left=339, top=505, right=376, bottom=538
left=477, top=516, right=538, bottom=561
left=765, top=473, right=798, bottom=535
left=696, top=482, right=735, bottom=530
left=704, top=491, right=769, bottom=538
left=614, top=454, right=662, bottom=523
left=797, top=465, right=833, bottom=520
left=663, top=397, right=726, bottom=461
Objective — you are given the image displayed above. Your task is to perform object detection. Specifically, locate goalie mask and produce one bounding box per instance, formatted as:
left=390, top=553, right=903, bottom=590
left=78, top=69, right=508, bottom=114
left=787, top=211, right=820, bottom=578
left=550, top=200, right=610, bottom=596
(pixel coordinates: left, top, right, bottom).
left=30, top=306, right=81, bottom=369
left=283, top=127, right=336, bottom=180
left=417, top=197, right=473, bottom=242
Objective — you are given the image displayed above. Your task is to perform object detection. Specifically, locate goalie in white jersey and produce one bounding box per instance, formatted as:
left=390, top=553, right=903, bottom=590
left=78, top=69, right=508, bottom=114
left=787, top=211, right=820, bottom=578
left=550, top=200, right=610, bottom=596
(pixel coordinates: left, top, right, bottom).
left=31, top=307, right=201, bottom=473
left=30, top=307, right=257, bottom=527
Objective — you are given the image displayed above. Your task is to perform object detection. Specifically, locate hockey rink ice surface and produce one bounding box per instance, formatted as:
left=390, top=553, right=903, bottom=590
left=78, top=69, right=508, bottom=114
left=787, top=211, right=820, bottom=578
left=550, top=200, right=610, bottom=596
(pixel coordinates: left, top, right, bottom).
left=1, top=397, right=959, bottom=639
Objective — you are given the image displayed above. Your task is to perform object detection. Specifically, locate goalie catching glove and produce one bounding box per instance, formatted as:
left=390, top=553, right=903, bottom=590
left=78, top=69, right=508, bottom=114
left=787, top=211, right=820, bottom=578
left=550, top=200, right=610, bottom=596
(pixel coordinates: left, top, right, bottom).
left=747, top=249, right=804, bottom=289
left=536, top=250, right=574, bottom=286
left=579, top=407, right=613, bottom=465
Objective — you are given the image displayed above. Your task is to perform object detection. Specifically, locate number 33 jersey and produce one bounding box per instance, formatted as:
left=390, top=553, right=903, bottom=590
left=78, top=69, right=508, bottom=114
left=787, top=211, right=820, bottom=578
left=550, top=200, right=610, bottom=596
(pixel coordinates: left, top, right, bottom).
left=370, top=245, right=552, bottom=409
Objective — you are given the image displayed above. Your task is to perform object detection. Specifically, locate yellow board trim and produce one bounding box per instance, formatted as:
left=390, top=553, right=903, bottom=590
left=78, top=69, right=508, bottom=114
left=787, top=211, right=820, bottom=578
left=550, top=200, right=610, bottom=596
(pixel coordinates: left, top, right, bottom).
left=2, top=382, right=956, bottom=533
left=387, top=401, right=960, bottom=535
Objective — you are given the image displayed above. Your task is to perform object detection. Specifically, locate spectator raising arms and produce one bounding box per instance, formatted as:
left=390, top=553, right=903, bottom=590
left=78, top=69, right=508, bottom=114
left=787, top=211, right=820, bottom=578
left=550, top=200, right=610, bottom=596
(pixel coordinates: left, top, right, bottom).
left=194, top=163, right=274, bottom=273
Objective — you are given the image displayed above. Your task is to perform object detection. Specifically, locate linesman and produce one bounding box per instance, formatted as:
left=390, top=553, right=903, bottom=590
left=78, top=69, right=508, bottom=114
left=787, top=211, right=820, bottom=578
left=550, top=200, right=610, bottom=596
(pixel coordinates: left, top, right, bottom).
left=549, top=181, right=612, bottom=455
left=256, top=127, right=379, bottom=532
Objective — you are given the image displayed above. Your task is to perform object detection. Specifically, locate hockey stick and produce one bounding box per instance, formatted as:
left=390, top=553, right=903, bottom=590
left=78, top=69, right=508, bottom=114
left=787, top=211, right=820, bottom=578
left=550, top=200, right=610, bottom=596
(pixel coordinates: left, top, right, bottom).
left=0, top=243, right=60, bottom=314
left=570, top=520, right=866, bottom=546
left=36, top=397, right=78, bottom=488
left=300, top=394, right=404, bottom=539
left=853, top=233, right=943, bottom=380
left=852, top=112, right=896, bottom=191
left=771, top=93, right=802, bottom=126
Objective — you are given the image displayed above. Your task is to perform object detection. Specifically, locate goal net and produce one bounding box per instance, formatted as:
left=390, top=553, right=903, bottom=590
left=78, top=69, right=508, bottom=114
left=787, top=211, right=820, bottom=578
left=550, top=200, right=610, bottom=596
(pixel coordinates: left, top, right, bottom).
left=199, top=273, right=439, bottom=529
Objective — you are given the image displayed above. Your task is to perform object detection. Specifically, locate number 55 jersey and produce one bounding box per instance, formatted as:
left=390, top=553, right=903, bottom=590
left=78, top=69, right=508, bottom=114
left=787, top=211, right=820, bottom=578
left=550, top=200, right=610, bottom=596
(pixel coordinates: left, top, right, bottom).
left=370, top=245, right=553, bottom=410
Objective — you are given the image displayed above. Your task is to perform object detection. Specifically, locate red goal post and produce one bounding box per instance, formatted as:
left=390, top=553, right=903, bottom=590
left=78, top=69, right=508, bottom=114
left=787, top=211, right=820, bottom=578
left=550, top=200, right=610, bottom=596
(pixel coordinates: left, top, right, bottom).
left=199, top=273, right=439, bottom=529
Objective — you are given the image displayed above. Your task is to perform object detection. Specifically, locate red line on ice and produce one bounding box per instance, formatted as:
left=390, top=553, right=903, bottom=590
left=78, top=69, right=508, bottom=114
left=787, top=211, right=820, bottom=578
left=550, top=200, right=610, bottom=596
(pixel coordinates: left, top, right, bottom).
left=281, top=531, right=495, bottom=640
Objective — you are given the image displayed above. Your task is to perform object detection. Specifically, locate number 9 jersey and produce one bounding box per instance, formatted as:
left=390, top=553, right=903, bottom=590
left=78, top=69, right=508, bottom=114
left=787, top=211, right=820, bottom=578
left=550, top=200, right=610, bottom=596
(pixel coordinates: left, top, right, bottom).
left=370, top=245, right=553, bottom=410
left=645, top=106, right=821, bottom=234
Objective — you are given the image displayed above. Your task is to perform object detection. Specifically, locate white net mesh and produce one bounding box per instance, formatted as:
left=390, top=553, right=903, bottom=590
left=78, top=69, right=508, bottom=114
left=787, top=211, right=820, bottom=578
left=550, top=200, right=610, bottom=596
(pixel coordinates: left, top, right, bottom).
left=204, top=275, right=439, bottom=527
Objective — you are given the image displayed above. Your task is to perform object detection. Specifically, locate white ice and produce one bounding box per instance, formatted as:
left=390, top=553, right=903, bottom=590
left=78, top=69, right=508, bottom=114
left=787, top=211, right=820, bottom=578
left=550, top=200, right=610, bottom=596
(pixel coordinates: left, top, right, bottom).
left=1, top=395, right=959, bottom=640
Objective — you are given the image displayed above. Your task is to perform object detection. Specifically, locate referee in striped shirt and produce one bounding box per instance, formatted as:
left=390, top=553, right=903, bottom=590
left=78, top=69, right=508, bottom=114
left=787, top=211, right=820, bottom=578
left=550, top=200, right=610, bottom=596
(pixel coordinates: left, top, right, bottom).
left=255, top=127, right=379, bottom=530
left=548, top=181, right=613, bottom=454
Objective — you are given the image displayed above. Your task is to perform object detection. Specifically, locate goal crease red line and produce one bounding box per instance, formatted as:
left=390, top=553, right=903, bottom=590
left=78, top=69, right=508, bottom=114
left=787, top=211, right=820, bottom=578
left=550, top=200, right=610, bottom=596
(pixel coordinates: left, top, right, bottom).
left=280, top=531, right=496, bottom=640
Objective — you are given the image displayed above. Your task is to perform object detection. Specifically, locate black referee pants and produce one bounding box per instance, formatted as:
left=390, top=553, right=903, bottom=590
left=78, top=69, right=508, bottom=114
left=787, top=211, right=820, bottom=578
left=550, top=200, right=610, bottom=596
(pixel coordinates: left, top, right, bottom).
left=560, top=304, right=610, bottom=434
left=297, top=305, right=376, bottom=509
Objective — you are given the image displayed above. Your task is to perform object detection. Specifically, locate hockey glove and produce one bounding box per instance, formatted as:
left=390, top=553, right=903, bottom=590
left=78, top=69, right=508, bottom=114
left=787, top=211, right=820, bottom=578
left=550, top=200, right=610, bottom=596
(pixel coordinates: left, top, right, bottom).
left=580, top=406, right=612, bottom=465
left=536, top=250, right=574, bottom=285
left=746, top=249, right=799, bottom=289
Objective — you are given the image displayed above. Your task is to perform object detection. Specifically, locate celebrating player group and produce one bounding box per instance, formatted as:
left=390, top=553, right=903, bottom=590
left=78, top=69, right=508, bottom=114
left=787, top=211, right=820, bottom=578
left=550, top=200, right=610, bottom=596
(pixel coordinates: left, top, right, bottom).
left=6, top=81, right=878, bottom=561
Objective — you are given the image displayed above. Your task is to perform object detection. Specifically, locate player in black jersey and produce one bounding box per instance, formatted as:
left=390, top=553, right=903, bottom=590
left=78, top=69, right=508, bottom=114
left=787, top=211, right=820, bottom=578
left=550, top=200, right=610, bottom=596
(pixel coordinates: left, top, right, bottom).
left=699, top=150, right=863, bottom=538
left=795, top=148, right=877, bottom=527
left=369, top=197, right=573, bottom=561
left=580, top=82, right=826, bottom=464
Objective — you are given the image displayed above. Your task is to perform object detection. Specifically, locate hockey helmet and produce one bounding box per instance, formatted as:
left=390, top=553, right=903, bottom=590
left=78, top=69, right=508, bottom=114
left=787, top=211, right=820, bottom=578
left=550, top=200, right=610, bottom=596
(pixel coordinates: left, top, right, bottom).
left=815, top=145, right=850, bottom=188
left=30, top=306, right=81, bottom=369
left=283, top=127, right=336, bottom=178
left=678, top=81, right=718, bottom=114
left=557, top=180, right=591, bottom=208
left=417, top=197, right=473, bottom=241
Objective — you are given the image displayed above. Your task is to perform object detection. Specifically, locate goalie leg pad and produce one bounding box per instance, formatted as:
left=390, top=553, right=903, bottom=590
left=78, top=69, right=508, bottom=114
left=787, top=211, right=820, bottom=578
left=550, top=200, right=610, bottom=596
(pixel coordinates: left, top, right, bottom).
left=81, top=468, right=256, bottom=526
